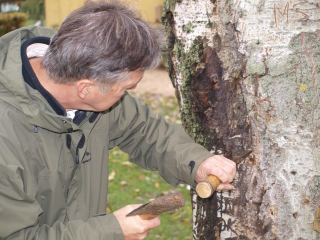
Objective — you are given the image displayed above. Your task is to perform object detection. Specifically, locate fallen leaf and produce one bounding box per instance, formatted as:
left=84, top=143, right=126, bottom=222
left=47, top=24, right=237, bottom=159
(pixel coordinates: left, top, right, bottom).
left=134, top=189, right=140, bottom=193
left=108, top=170, right=116, bottom=181
left=155, top=182, right=160, bottom=188
left=173, top=213, right=183, bottom=220
left=161, top=190, right=169, bottom=195
left=183, top=221, right=190, bottom=226
left=120, top=180, right=127, bottom=185
left=119, top=151, right=127, bottom=156
left=106, top=207, right=111, bottom=214
left=135, top=196, right=144, bottom=201
left=121, top=161, right=132, bottom=166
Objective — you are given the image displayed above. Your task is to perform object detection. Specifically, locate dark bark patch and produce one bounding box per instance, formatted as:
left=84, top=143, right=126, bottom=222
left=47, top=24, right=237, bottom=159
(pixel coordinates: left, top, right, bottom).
left=247, top=155, right=256, bottom=166
left=192, top=189, right=220, bottom=240
left=186, top=42, right=252, bottom=239
left=190, top=46, right=250, bottom=158
left=253, top=176, right=258, bottom=188
left=225, top=236, right=250, bottom=240
left=162, top=10, right=177, bottom=87
left=165, top=11, right=175, bottom=33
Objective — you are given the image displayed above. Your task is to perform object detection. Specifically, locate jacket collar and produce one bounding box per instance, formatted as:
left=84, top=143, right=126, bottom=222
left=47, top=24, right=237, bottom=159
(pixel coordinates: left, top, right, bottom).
left=0, top=26, right=73, bottom=133
left=21, top=36, right=66, bottom=116
left=0, top=26, right=99, bottom=133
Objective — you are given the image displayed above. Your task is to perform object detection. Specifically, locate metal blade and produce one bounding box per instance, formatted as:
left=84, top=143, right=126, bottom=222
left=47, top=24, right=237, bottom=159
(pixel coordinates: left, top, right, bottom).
left=232, top=150, right=252, bottom=164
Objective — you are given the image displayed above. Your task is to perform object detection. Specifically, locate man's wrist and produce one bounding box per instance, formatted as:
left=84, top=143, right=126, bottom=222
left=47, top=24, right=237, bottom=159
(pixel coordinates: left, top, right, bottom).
left=189, top=152, right=213, bottom=188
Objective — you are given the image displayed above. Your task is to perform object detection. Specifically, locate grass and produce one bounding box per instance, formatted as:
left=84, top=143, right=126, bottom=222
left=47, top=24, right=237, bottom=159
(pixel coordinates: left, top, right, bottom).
left=108, top=92, right=193, bottom=240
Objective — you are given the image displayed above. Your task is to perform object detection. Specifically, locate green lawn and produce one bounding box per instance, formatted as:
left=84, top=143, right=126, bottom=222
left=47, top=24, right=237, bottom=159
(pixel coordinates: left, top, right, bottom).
left=108, top=92, right=193, bottom=239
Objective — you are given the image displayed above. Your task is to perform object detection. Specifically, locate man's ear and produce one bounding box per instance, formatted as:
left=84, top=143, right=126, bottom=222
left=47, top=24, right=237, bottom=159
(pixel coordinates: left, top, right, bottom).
left=76, top=79, right=95, bottom=100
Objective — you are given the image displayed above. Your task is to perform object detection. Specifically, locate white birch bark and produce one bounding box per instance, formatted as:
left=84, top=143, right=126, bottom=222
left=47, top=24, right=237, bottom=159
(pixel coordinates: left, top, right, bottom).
left=164, top=0, right=320, bottom=239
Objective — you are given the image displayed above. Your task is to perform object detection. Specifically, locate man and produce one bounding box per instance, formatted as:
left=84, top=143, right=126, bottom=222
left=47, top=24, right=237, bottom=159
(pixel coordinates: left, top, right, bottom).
left=0, top=0, right=236, bottom=239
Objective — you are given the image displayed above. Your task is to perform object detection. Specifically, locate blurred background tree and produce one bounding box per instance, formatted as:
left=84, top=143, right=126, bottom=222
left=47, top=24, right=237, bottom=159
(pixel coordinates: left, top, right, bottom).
left=20, top=0, right=44, bottom=25
left=0, top=0, right=27, bottom=36
left=0, top=11, right=27, bottom=36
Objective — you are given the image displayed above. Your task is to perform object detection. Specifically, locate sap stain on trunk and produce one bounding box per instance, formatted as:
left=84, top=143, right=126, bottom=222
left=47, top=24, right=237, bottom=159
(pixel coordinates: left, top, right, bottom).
left=190, top=44, right=250, bottom=159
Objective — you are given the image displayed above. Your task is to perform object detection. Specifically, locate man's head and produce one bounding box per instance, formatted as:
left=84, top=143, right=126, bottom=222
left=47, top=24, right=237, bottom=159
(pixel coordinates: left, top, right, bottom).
left=41, top=0, right=165, bottom=92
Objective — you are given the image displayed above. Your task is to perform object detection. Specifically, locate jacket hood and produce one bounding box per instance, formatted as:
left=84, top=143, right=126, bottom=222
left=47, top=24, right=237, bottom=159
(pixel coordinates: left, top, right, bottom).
left=0, top=26, right=78, bottom=133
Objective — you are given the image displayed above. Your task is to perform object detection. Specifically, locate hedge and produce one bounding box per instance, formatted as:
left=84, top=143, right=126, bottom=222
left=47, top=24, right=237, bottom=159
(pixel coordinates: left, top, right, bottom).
left=0, top=12, right=28, bottom=36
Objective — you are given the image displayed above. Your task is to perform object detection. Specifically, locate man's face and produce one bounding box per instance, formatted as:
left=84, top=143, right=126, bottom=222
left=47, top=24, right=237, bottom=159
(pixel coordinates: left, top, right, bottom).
left=85, top=71, right=144, bottom=112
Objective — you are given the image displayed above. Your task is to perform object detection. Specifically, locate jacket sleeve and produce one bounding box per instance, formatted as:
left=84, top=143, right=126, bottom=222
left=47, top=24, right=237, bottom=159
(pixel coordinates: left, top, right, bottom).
left=108, top=93, right=213, bottom=188
left=0, top=164, right=124, bottom=240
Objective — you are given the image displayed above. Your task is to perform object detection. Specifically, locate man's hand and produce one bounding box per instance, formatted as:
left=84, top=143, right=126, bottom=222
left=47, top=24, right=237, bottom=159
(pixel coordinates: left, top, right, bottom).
left=195, top=155, right=236, bottom=191
left=113, top=204, right=161, bottom=240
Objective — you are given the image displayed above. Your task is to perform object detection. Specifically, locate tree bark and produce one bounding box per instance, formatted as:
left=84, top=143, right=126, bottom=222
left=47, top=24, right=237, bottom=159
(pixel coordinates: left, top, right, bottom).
left=162, top=0, right=320, bottom=239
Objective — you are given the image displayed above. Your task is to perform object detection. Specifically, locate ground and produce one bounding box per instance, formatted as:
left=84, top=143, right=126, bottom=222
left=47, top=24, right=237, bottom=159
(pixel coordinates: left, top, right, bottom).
left=129, top=68, right=175, bottom=97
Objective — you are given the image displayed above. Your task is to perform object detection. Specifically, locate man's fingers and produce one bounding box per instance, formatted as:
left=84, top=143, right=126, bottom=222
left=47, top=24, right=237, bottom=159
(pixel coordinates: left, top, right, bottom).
left=195, top=155, right=237, bottom=184
left=212, top=155, right=236, bottom=176
left=209, top=156, right=236, bottom=182
left=210, top=166, right=230, bottom=184
left=113, top=204, right=161, bottom=240
left=139, top=216, right=161, bottom=229
left=209, top=164, right=235, bottom=183
left=134, top=217, right=160, bottom=239
left=216, top=183, right=233, bottom=191
left=214, top=155, right=235, bottom=165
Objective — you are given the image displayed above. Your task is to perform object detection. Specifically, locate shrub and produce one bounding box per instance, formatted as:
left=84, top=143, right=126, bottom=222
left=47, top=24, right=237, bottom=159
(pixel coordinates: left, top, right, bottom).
left=0, top=12, right=28, bottom=36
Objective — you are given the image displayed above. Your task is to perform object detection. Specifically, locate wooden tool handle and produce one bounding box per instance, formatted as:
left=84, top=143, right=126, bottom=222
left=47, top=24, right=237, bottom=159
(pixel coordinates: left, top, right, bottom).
left=139, top=213, right=160, bottom=220
left=196, top=175, right=222, bottom=198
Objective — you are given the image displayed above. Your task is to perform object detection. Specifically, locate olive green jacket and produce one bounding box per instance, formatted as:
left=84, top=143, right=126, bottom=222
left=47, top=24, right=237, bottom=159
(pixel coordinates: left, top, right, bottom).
left=0, top=26, right=212, bottom=239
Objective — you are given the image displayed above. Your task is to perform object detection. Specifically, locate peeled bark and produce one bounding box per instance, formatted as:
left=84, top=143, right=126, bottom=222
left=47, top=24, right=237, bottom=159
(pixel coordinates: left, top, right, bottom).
left=162, top=0, right=320, bottom=239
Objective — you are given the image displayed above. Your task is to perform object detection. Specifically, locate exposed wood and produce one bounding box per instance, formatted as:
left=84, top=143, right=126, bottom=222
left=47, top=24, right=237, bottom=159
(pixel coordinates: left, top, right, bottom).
left=196, top=175, right=222, bottom=199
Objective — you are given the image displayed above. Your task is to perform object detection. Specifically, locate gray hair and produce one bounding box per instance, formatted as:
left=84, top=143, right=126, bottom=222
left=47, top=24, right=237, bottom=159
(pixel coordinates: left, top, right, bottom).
left=41, top=0, right=165, bottom=92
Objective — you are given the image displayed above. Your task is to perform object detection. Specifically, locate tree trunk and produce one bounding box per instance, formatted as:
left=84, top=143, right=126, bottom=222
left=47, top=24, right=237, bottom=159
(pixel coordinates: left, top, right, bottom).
left=162, top=0, right=320, bottom=239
